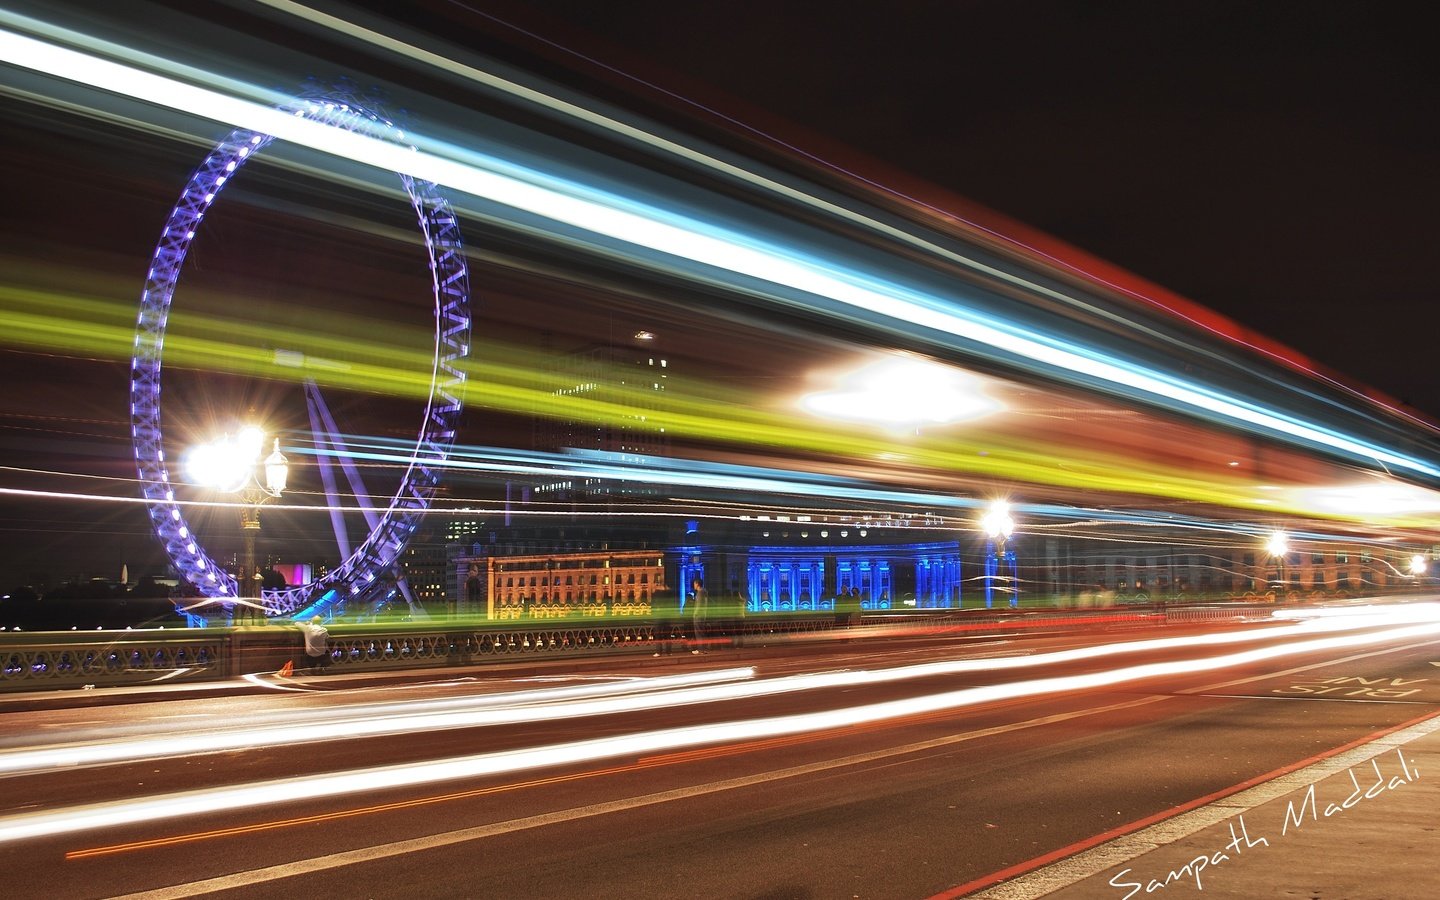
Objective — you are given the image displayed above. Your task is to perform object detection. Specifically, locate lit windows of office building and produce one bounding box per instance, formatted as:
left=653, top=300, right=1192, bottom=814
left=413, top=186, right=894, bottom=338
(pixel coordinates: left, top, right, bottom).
left=445, top=512, right=486, bottom=545
left=535, top=330, right=671, bottom=500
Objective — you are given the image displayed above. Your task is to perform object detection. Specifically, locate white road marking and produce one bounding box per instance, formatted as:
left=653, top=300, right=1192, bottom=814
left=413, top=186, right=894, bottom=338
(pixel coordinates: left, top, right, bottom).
left=1179, top=637, right=1440, bottom=694
left=239, top=674, right=312, bottom=693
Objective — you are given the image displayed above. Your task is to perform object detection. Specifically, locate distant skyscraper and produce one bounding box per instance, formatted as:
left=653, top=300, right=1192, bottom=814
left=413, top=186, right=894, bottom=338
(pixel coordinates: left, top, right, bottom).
left=399, top=492, right=485, bottom=614
left=535, top=330, right=671, bottom=500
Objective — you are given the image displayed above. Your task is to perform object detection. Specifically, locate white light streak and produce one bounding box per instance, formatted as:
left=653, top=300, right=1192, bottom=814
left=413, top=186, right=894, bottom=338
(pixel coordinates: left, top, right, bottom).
left=1, top=615, right=1438, bottom=844
left=0, top=22, right=1435, bottom=477
left=802, top=357, right=1000, bottom=426
left=1294, top=481, right=1440, bottom=516
left=0, top=668, right=757, bottom=774
left=1, top=607, right=1432, bottom=779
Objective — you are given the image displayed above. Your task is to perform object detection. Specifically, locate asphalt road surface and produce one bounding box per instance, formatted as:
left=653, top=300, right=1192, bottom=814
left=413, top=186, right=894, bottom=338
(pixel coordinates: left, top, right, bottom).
left=2, top=607, right=1439, bottom=899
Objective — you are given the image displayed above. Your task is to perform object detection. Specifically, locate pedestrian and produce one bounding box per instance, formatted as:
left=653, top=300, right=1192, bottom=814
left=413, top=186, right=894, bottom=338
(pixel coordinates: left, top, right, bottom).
left=689, top=577, right=709, bottom=654
left=299, top=615, right=330, bottom=675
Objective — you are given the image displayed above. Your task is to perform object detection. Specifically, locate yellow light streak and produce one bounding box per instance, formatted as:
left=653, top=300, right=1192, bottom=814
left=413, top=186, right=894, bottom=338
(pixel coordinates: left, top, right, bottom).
left=5, top=283, right=1421, bottom=524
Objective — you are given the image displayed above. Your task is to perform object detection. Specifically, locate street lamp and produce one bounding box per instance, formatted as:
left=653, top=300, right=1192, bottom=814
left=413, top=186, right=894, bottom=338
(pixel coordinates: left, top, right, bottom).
left=980, top=499, right=1018, bottom=609
left=186, top=427, right=288, bottom=625
left=1265, top=530, right=1289, bottom=601
left=1409, top=554, right=1428, bottom=577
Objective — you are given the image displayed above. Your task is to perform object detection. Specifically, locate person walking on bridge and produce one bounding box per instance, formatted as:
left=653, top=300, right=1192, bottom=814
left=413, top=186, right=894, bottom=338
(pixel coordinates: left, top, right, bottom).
left=688, top=577, right=709, bottom=655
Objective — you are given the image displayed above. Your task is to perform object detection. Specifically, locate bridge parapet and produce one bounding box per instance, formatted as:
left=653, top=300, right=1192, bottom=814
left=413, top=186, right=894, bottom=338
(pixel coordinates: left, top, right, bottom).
left=0, top=616, right=842, bottom=692
left=0, top=631, right=228, bottom=691
left=0, top=603, right=1288, bottom=694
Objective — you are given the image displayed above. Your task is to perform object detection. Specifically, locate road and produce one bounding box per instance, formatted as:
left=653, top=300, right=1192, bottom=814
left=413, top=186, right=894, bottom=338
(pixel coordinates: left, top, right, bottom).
left=2, top=605, right=1439, bottom=899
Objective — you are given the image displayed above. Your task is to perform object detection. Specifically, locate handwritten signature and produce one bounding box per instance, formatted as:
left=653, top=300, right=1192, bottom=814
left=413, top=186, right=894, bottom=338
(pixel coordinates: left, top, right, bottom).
left=1108, top=748, right=1418, bottom=898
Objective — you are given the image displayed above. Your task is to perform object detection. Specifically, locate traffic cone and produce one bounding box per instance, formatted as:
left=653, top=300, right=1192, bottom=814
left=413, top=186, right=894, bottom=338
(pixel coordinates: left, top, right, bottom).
left=276, top=660, right=294, bottom=677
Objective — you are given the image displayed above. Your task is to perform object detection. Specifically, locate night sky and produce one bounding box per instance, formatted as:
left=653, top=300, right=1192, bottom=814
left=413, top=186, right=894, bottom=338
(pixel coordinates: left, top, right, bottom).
left=408, top=0, right=1439, bottom=416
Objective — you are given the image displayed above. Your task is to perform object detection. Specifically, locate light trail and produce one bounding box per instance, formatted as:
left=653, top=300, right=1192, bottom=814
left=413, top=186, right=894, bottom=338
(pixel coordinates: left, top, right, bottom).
left=1, top=613, right=1438, bottom=844
left=1, top=606, right=1433, bottom=778
left=265, top=0, right=1440, bottom=446
left=256, top=0, right=1213, bottom=365
left=1, top=16, right=1436, bottom=480
left=2, top=286, right=1340, bottom=519
left=0, top=667, right=756, bottom=756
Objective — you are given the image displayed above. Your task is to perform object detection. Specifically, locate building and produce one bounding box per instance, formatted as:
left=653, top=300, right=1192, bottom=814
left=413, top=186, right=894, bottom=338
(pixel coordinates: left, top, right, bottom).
left=446, top=509, right=1433, bottom=620
left=483, top=549, right=666, bottom=619
left=452, top=510, right=965, bottom=619
left=533, top=332, right=672, bottom=501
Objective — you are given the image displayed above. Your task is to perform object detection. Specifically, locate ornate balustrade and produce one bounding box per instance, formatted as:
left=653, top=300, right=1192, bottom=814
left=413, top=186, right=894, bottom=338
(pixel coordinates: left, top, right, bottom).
left=1161, top=602, right=1277, bottom=623
left=0, top=601, right=1301, bottom=693
left=0, top=632, right=227, bottom=690
left=322, top=620, right=663, bottom=672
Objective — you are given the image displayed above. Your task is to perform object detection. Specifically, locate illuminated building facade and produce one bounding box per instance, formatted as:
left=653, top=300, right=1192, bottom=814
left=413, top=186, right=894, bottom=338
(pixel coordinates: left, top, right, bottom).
left=454, top=513, right=965, bottom=618
left=446, top=508, right=1433, bottom=620
left=484, top=550, right=666, bottom=619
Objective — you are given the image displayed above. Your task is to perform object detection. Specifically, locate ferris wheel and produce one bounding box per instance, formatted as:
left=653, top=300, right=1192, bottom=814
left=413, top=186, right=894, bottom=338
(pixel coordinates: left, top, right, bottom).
left=130, top=91, right=471, bottom=625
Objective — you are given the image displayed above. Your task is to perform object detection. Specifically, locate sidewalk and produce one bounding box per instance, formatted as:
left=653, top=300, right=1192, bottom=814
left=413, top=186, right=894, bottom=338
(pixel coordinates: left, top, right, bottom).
left=971, top=711, right=1440, bottom=899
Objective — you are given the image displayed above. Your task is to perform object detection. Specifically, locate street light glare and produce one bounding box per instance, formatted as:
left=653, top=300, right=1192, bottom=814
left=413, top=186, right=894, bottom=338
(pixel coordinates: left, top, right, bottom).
left=181, top=429, right=288, bottom=623
left=981, top=499, right=1016, bottom=540
left=237, top=426, right=266, bottom=460
left=1410, top=555, right=1428, bottom=576
left=184, top=438, right=250, bottom=493
left=1265, top=530, right=1289, bottom=558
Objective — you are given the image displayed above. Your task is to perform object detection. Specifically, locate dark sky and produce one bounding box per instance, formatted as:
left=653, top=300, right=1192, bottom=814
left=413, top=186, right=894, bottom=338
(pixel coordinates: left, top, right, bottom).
left=403, top=0, right=1439, bottom=415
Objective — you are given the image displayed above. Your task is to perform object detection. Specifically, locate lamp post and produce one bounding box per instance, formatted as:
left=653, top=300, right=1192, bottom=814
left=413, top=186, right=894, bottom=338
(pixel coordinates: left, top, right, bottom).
left=981, top=499, right=1018, bottom=609
left=1265, top=530, right=1289, bottom=602
left=186, top=427, right=288, bottom=625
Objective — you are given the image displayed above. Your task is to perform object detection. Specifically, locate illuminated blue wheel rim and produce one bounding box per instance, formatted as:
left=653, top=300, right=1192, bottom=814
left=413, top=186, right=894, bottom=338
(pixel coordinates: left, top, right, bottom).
left=130, top=94, right=471, bottom=625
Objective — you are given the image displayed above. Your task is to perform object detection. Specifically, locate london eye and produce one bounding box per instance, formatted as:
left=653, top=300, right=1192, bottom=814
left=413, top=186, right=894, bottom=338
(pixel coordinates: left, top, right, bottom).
left=129, top=91, right=471, bottom=625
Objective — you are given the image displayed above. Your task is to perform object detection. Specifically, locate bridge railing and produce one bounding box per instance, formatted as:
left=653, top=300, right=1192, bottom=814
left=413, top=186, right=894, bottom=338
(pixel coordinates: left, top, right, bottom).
left=0, top=615, right=843, bottom=692
left=324, top=620, right=662, bottom=672
left=0, top=630, right=230, bottom=692
left=0, top=597, right=1365, bottom=693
